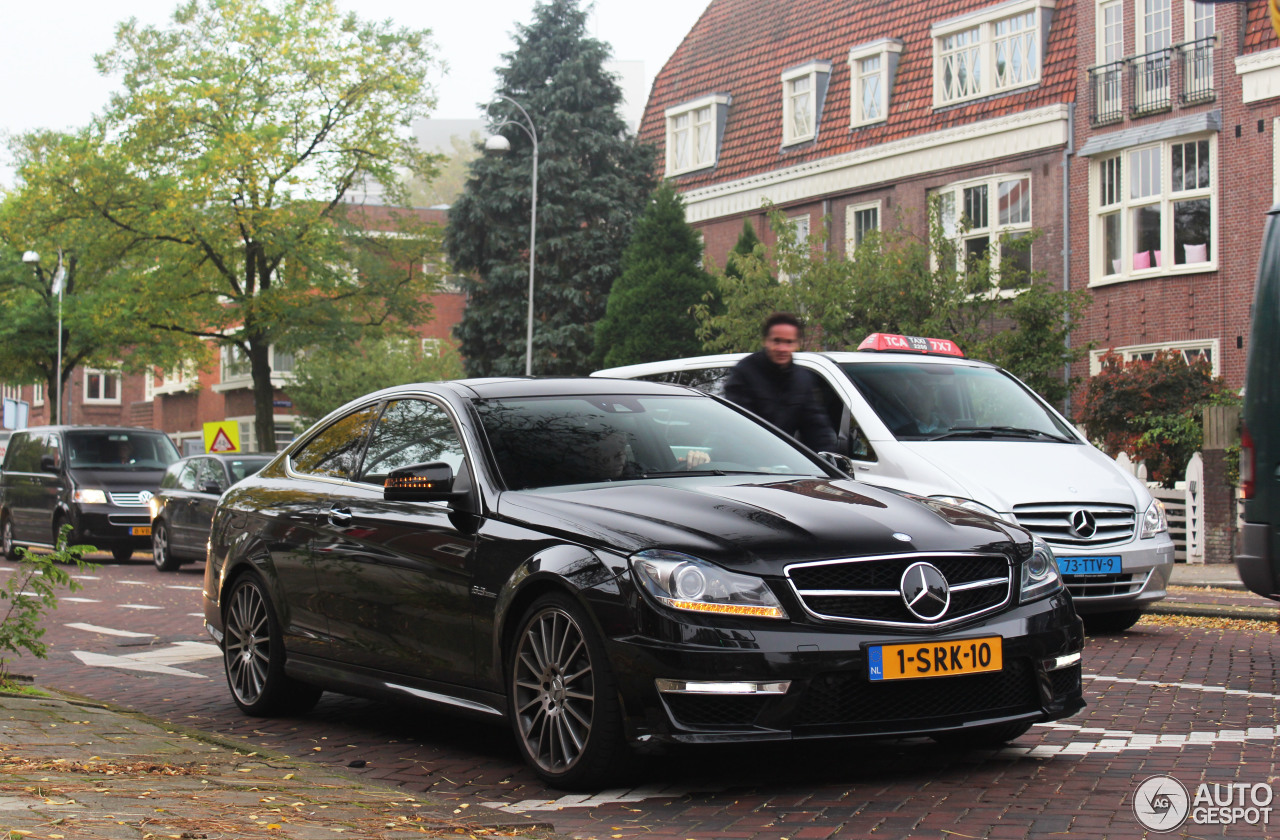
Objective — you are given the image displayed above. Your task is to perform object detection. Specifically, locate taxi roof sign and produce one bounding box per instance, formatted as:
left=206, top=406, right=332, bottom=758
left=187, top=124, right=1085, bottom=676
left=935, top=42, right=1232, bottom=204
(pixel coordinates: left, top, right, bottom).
left=856, top=333, right=965, bottom=357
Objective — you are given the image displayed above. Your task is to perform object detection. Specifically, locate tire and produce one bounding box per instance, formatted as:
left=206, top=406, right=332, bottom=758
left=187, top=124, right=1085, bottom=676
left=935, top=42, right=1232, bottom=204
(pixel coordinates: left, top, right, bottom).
left=152, top=521, right=181, bottom=572
left=508, top=592, right=632, bottom=790
left=52, top=516, right=78, bottom=551
left=1082, top=608, right=1144, bottom=634
left=223, top=572, right=322, bottom=716
left=931, top=720, right=1033, bottom=749
left=1, top=518, right=17, bottom=562
left=112, top=545, right=136, bottom=562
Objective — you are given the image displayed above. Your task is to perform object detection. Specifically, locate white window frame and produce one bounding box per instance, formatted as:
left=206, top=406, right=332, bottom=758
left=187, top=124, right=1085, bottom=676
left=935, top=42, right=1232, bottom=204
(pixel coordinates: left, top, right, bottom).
left=1096, top=0, right=1125, bottom=116
left=421, top=338, right=443, bottom=357
left=781, top=62, right=831, bottom=146
left=1089, top=338, right=1220, bottom=377
left=845, top=200, right=882, bottom=253
left=932, top=0, right=1054, bottom=107
left=83, top=369, right=122, bottom=405
left=931, top=172, right=1034, bottom=295
left=1185, top=0, right=1213, bottom=42
left=213, top=343, right=296, bottom=393
left=1089, top=134, right=1216, bottom=286
left=146, top=362, right=199, bottom=400
left=849, top=40, right=903, bottom=127
left=0, top=386, right=19, bottom=402
left=664, top=95, right=729, bottom=176
left=226, top=416, right=297, bottom=452
left=32, top=384, right=43, bottom=407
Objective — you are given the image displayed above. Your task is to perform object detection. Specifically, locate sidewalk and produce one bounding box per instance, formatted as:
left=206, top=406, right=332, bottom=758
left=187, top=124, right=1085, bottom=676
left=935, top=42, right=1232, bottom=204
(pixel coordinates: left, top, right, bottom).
left=0, top=690, right=562, bottom=840
left=1154, top=561, right=1278, bottom=621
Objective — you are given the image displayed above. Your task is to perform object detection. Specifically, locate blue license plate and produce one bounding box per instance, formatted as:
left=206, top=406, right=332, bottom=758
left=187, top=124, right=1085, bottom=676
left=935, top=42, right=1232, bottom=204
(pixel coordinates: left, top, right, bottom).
left=1058, top=555, right=1121, bottom=576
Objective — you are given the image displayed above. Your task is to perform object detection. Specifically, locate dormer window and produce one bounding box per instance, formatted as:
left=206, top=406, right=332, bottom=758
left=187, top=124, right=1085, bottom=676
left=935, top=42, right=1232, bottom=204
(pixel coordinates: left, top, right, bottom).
left=932, top=0, right=1054, bottom=107
left=781, top=62, right=831, bottom=146
left=849, top=39, right=904, bottom=127
left=664, top=95, right=730, bottom=176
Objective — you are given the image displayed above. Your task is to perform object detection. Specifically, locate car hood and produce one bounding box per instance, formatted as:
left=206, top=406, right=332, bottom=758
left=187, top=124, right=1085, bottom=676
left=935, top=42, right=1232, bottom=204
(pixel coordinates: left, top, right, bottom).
left=897, top=441, right=1150, bottom=512
left=496, top=476, right=1025, bottom=575
left=74, top=468, right=167, bottom=493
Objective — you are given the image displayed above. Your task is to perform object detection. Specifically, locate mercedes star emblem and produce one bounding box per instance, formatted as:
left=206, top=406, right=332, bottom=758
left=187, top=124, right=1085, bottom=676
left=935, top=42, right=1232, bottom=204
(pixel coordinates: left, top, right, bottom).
left=900, top=561, right=951, bottom=621
left=1068, top=509, right=1097, bottom=539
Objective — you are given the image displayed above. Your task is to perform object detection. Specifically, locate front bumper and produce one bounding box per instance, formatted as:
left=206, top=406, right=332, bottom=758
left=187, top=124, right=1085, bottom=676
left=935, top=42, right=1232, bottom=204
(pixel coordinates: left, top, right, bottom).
left=74, top=505, right=152, bottom=549
left=1055, top=536, right=1175, bottom=614
left=1236, top=521, right=1278, bottom=600
left=602, top=592, right=1084, bottom=746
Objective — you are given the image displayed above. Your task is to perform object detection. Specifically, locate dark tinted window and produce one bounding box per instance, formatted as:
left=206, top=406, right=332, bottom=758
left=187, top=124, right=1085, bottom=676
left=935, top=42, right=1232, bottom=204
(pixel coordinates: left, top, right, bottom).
left=65, top=431, right=180, bottom=469
left=4, top=433, right=45, bottom=473
left=359, top=399, right=465, bottom=484
left=226, top=457, right=271, bottom=484
left=196, top=459, right=225, bottom=490
left=173, top=461, right=201, bottom=491
left=678, top=367, right=733, bottom=397
left=290, top=405, right=380, bottom=479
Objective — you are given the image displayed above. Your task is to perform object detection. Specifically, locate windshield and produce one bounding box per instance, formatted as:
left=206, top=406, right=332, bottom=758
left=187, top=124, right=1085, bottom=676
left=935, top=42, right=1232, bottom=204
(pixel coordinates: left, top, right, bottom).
left=476, top=394, right=828, bottom=490
left=838, top=362, right=1077, bottom=442
left=65, top=431, right=181, bottom=470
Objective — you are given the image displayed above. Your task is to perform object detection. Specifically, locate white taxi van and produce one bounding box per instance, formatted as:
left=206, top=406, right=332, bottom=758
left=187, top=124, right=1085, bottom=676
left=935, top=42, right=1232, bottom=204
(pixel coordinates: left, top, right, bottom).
left=594, top=333, right=1174, bottom=632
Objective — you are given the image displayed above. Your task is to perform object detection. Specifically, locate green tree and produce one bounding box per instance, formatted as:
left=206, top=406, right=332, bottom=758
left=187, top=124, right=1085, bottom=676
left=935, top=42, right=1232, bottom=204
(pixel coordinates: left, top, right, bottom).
left=1076, top=350, right=1234, bottom=486
left=286, top=336, right=464, bottom=427
left=593, top=182, right=715, bottom=368
left=445, top=0, right=656, bottom=376
left=29, top=0, right=446, bottom=450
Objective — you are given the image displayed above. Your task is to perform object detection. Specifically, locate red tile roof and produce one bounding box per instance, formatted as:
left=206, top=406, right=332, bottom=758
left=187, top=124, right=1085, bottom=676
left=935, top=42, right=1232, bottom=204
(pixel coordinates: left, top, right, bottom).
left=640, top=0, right=1078, bottom=188
left=1244, top=1, right=1280, bottom=54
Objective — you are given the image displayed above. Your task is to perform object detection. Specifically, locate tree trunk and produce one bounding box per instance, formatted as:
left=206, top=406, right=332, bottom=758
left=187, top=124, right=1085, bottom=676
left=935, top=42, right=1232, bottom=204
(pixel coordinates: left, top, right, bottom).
left=247, top=339, right=277, bottom=453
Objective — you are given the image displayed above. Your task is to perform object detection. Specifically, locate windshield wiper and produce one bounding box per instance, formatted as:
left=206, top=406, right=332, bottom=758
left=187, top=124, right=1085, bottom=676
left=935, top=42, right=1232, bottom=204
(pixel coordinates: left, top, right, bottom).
left=926, top=426, right=1071, bottom=443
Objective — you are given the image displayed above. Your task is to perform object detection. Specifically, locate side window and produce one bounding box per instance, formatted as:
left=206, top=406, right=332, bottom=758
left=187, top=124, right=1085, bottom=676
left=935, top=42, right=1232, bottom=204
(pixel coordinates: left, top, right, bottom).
left=173, top=461, right=200, bottom=491
left=290, top=404, right=381, bottom=479
left=635, top=372, right=681, bottom=384
left=4, top=433, right=43, bottom=472
left=359, top=399, right=466, bottom=485
left=197, top=459, right=225, bottom=490
left=44, top=435, right=61, bottom=469
left=809, top=374, right=876, bottom=462
left=678, top=367, right=734, bottom=397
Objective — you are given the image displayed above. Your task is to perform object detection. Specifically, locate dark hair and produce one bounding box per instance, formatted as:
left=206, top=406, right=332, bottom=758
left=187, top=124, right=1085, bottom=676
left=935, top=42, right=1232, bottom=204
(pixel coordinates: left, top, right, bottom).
left=762, top=311, right=803, bottom=337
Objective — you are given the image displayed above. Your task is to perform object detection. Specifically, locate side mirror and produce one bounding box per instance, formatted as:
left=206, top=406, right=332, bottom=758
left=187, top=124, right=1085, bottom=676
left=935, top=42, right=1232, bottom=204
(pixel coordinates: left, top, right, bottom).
left=384, top=461, right=468, bottom=502
left=40, top=454, right=59, bottom=473
left=201, top=481, right=225, bottom=495
left=820, top=451, right=856, bottom=476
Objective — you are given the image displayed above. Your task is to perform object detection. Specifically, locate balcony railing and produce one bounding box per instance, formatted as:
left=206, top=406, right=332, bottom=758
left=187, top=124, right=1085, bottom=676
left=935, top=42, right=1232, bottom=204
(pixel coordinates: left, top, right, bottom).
left=1087, top=35, right=1216, bottom=126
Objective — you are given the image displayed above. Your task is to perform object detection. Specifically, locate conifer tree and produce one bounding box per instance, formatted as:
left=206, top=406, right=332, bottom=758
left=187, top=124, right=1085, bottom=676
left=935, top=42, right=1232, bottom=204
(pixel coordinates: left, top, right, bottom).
left=594, top=183, right=715, bottom=368
left=446, top=0, right=656, bottom=376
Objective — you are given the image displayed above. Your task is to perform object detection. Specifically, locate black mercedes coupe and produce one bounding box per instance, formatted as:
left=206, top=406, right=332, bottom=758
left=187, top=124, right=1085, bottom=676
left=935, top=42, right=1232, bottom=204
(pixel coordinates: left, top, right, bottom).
left=202, top=377, right=1084, bottom=789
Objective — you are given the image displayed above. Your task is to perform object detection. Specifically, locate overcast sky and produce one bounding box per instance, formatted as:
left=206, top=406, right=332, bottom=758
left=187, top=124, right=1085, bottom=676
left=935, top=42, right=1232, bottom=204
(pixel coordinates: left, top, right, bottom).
left=0, top=0, right=707, bottom=187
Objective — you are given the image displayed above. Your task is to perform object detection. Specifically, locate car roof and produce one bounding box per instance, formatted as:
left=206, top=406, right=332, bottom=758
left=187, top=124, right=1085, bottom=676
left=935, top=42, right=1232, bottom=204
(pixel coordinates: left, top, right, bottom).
left=594, top=350, right=996, bottom=379
left=389, top=377, right=702, bottom=400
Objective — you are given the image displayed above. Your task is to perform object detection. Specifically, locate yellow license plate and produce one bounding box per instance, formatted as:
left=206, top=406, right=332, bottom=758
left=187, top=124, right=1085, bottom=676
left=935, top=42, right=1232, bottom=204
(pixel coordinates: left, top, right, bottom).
left=131, top=526, right=152, bottom=536
left=868, top=636, right=1002, bottom=681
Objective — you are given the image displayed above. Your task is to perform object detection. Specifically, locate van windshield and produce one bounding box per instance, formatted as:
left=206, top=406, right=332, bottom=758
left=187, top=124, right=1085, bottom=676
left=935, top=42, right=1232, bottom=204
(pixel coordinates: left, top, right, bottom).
left=65, top=431, right=181, bottom=470
left=838, top=362, right=1078, bottom=442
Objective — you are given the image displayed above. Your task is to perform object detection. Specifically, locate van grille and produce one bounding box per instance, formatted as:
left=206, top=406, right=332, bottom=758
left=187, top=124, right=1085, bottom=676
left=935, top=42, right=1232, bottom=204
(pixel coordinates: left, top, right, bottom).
left=108, top=492, right=151, bottom=507
left=785, top=553, right=1011, bottom=628
left=1012, top=502, right=1136, bottom=548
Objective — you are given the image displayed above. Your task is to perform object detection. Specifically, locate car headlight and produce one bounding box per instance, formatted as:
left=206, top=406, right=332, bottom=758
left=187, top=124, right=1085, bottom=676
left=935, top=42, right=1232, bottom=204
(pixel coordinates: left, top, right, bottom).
left=1020, top=536, right=1063, bottom=603
left=929, top=496, right=1014, bottom=523
left=73, top=489, right=108, bottom=505
left=630, top=549, right=788, bottom=619
left=1140, top=498, right=1168, bottom=539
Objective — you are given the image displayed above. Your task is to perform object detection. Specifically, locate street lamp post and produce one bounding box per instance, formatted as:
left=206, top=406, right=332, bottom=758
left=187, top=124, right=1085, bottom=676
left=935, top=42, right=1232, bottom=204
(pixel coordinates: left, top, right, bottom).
left=484, top=95, right=538, bottom=377
left=21, top=249, right=65, bottom=424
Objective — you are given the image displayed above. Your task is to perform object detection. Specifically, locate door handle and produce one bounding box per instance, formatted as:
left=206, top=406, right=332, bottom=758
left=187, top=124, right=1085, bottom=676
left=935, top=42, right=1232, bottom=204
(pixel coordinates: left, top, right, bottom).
left=327, top=507, right=353, bottom=526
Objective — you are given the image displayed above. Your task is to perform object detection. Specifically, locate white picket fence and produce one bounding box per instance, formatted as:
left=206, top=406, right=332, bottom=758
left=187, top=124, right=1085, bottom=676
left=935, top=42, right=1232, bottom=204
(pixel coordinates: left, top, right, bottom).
left=1114, top=452, right=1202, bottom=563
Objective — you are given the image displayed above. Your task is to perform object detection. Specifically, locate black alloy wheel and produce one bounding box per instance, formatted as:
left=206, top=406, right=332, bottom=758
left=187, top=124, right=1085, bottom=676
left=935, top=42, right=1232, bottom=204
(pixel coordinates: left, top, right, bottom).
left=509, top=592, right=630, bottom=789
left=223, top=572, right=321, bottom=716
left=111, top=545, right=135, bottom=562
left=152, top=521, right=181, bottom=572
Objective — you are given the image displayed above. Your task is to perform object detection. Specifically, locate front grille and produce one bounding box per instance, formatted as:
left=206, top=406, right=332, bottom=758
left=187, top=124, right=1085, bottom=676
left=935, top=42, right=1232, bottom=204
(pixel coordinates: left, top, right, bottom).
left=1065, top=571, right=1147, bottom=598
left=108, top=492, right=150, bottom=507
left=794, top=659, right=1038, bottom=729
left=1012, top=502, right=1136, bottom=548
left=663, top=694, right=768, bottom=729
left=786, top=553, right=1011, bottom=628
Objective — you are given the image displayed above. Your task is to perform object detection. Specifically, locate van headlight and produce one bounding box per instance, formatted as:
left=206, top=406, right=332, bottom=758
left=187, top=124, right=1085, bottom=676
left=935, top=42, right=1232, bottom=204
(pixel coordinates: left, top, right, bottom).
left=1140, top=499, right=1168, bottom=539
left=630, top=549, right=787, bottom=619
left=1020, top=537, right=1063, bottom=603
left=73, top=489, right=108, bottom=505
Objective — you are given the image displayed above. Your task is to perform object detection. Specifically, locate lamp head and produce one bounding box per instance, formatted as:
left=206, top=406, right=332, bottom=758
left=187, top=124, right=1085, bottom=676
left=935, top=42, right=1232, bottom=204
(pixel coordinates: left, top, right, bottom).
left=21, top=251, right=39, bottom=264
left=484, top=135, right=512, bottom=154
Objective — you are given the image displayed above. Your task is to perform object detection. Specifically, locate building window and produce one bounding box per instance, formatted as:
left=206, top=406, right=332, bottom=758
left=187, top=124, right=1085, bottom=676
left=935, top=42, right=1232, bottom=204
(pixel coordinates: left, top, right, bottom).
left=1, top=386, right=19, bottom=402
left=845, top=201, right=881, bottom=253
left=933, top=0, right=1053, bottom=107
left=216, top=344, right=295, bottom=392
left=1089, top=339, right=1219, bottom=376
left=664, top=95, right=729, bottom=176
left=933, top=174, right=1033, bottom=291
left=1133, top=0, right=1172, bottom=112
left=32, top=384, right=43, bottom=407
left=781, top=62, right=831, bottom=146
left=848, top=39, right=904, bottom=127
left=1095, top=0, right=1124, bottom=120
left=84, top=370, right=121, bottom=404
left=422, top=338, right=443, bottom=357
left=1184, top=1, right=1215, bottom=99
left=1092, top=136, right=1214, bottom=282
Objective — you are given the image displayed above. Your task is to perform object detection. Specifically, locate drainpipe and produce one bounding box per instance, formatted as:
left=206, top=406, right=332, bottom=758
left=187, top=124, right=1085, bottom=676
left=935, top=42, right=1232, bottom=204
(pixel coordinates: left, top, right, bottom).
left=1062, top=102, right=1075, bottom=417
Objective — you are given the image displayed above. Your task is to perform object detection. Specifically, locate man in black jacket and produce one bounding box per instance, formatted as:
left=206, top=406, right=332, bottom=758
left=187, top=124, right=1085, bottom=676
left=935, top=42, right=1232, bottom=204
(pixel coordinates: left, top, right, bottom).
left=724, top=312, right=837, bottom=452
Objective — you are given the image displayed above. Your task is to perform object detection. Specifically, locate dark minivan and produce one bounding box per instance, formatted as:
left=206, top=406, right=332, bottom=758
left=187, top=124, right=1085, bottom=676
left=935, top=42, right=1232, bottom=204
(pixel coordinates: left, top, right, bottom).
left=1, top=426, right=181, bottom=561
left=1238, top=203, right=1280, bottom=599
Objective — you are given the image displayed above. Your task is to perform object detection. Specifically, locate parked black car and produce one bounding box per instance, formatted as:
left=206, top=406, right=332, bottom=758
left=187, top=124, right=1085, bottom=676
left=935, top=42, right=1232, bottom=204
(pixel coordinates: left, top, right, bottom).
left=150, top=453, right=272, bottom=571
left=1, top=425, right=181, bottom=561
left=203, top=378, right=1084, bottom=789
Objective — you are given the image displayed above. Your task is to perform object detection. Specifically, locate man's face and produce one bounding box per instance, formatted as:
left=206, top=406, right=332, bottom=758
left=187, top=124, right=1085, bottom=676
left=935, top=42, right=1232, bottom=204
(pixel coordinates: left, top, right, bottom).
left=764, top=323, right=799, bottom=366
